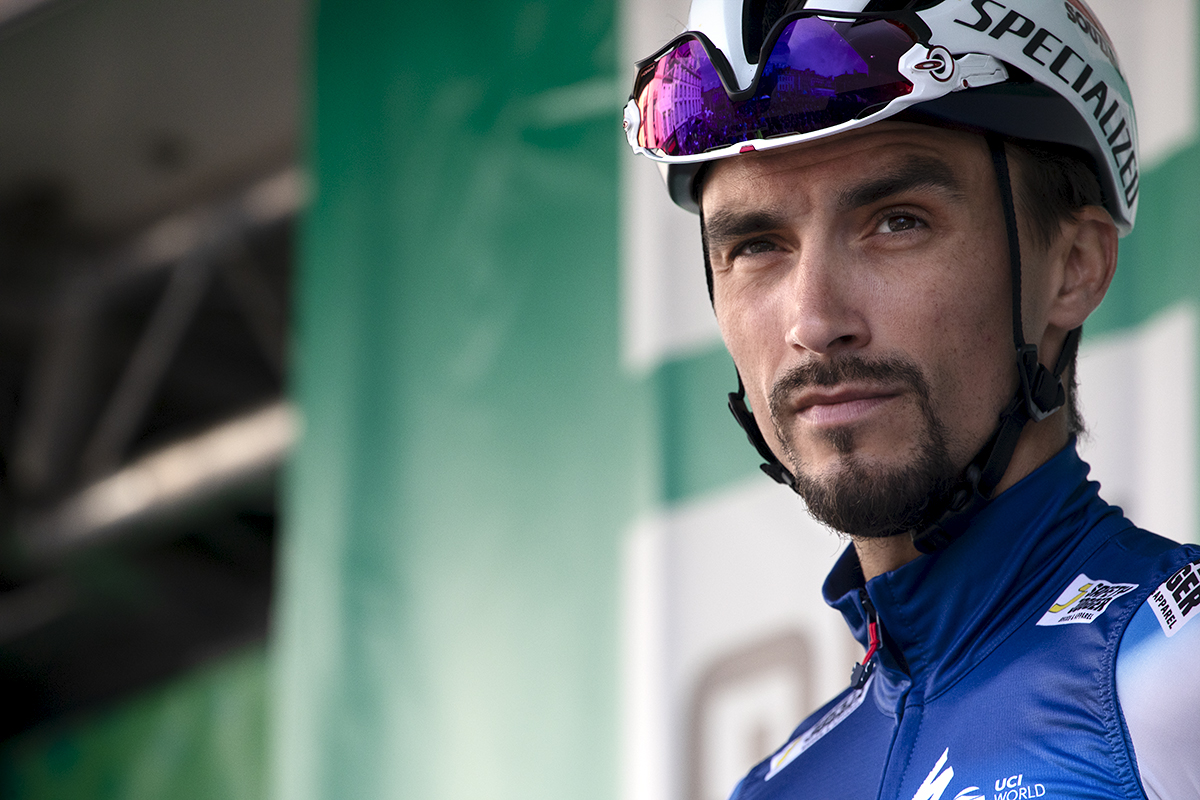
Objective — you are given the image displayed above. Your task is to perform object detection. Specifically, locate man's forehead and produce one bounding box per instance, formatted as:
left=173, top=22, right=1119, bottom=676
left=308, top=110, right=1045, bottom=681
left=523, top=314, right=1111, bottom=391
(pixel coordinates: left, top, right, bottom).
left=701, top=122, right=988, bottom=205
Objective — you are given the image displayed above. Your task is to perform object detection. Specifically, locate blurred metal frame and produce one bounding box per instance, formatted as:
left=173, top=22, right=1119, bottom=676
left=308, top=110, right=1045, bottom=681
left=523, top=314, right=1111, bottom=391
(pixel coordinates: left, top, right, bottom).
left=10, top=170, right=302, bottom=514
left=0, top=169, right=300, bottom=738
left=0, top=0, right=303, bottom=742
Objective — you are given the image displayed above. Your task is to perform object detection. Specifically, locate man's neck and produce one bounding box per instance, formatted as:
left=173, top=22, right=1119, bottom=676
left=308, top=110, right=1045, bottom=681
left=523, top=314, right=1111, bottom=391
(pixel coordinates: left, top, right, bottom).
left=853, top=413, right=1071, bottom=582
left=854, top=535, right=922, bottom=580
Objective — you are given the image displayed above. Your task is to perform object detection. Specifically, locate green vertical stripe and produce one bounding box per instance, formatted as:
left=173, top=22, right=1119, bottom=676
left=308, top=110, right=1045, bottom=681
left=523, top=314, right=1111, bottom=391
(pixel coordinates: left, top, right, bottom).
left=274, top=2, right=646, bottom=799
left=1091, top=144, right=1200, bottom=335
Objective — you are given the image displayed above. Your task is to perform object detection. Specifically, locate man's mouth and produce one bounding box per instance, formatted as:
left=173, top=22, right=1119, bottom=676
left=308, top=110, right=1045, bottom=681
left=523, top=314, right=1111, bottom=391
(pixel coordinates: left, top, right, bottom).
left=793, top=387, right=900, bottom=427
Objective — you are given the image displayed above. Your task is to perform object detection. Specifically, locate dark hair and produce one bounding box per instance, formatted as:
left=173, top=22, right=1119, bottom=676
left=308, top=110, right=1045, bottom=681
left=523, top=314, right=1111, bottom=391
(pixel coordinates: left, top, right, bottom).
left=1006, top=140, right=1104, bottom=252
left=697, top=137, right=1102, bottom=435
left=1007, top=140, right=1103, bottom=436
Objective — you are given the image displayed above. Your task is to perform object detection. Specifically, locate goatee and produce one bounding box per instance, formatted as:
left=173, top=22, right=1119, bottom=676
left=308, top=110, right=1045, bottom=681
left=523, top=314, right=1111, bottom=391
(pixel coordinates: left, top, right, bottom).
left=769, top=356, right=959, bottom=539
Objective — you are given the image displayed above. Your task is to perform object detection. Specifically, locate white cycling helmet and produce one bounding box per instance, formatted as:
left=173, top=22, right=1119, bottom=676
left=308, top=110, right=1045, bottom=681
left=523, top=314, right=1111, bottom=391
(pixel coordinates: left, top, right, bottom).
left=624, top=0, right=1138, bottom=234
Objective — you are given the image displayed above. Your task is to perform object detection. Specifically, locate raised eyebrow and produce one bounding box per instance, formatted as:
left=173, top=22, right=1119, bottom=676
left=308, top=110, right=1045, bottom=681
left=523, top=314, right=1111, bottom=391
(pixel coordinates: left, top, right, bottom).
left=836, top=157, right=967, bottom=211
left=702, top=208, right=792, bottom=253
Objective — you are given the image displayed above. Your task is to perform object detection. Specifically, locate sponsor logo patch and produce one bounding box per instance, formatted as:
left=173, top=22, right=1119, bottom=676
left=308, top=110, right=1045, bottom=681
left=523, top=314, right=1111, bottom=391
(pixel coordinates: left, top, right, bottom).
left=1148, top=559, right=1200, bottom=637
left=764, top=675, right=870, bottom=780
left=1036, top=573, right=1137, bottom=626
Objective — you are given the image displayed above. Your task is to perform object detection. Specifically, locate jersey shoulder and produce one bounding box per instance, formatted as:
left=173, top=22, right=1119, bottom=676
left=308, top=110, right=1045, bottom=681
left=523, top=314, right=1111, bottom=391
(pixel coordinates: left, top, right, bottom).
left=1116, top=545, right=1200, bottom=800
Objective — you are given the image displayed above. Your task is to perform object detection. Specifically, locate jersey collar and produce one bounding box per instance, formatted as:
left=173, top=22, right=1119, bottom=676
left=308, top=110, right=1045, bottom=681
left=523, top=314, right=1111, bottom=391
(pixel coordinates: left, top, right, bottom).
left=823, top=439, right=1130, bottom=698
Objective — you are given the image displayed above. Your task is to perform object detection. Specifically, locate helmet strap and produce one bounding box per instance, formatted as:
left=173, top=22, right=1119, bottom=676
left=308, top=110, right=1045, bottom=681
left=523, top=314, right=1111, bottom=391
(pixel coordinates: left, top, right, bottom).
left=910, top=134, right=1078, bottom=553
left=728, top=372, right=797, bottom=489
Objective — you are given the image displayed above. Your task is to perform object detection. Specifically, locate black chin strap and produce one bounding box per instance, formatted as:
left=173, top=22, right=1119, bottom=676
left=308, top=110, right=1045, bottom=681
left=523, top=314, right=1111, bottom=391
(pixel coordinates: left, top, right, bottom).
left=912, top=133, right=1078, bottom=553
left=726, top=133, right=1080, bottom=555
left=728, top=371, right=797, bottom=489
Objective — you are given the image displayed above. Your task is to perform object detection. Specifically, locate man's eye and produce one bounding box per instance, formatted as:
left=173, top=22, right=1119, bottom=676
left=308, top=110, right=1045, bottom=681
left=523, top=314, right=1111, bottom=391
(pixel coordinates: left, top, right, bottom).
left=877, top=214, right=923, bottom=234
left=736, top=239, right=777, bottom=256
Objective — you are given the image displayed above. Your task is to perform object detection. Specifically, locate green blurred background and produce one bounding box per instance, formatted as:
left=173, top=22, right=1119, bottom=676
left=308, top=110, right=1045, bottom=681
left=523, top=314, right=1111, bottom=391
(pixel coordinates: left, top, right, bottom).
left=0, top=0, right=1197, bottom=798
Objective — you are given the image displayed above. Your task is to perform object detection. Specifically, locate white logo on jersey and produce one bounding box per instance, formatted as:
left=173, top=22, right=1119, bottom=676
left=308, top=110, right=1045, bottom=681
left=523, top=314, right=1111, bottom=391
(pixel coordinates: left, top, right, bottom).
left=993, top=773, right=1048, bottom=799
left=910, top=752, right=1045, bottom=800
left=1036, top=573, right=1137, bottom=626
left=912, top=748, right=954, bottom=800
left=764, top=675, right=871, bottom=781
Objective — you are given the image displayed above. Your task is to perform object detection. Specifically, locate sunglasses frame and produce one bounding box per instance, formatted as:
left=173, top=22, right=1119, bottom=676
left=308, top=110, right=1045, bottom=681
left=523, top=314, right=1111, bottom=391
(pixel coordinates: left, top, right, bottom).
left=624, top=9, right=1007, bottom=163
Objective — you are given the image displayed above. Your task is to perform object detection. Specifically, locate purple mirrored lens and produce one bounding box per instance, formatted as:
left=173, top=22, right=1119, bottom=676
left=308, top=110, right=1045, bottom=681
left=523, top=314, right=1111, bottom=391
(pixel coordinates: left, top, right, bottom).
left=636, top=18, right=916, bottom=156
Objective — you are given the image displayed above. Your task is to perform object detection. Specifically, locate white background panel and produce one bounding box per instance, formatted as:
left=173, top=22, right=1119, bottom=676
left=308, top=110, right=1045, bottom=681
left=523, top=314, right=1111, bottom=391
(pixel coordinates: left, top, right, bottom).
left=622, top=482, right=858, bottom=800
left=1076, top=304, right=1198, bottom=544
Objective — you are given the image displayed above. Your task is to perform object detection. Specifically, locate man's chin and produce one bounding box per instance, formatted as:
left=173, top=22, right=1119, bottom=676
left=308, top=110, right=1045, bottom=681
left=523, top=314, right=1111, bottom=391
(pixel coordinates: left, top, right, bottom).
left=767, top=353, right=957, bottom=537
left=790, top=450, right=958, bottom=539
left=799, top=440, right=912, bottom=476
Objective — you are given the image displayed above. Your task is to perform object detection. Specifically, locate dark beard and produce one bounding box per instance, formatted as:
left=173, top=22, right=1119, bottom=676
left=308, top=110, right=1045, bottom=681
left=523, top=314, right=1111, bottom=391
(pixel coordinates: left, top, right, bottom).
left=769, top=356, right=958, bottom=539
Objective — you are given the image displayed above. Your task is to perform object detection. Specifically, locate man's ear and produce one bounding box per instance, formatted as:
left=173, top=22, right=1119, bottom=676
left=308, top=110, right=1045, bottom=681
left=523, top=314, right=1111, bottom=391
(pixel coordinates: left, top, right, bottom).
left=1046, top=205, right=1119, bottom=332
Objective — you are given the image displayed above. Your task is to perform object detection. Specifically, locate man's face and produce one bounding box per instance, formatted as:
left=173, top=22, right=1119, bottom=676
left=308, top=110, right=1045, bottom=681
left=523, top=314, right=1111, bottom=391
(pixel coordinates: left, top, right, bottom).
left=702, top=123, right=1023, bottom=537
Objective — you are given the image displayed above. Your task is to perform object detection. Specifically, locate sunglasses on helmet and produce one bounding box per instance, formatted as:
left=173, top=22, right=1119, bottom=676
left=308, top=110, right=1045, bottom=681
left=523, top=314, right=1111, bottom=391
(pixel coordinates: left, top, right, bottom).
left=624, top=10, right=1008, bottom=162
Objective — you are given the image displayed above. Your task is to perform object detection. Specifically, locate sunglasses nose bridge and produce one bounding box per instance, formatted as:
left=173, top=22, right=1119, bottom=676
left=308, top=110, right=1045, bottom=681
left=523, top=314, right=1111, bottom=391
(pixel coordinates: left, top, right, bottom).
left=724, top=46, right=759, bottom=94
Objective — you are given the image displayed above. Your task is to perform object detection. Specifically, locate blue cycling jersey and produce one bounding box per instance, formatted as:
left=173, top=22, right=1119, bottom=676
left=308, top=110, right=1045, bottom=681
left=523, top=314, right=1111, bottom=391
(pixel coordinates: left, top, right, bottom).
left=729, top=442, right=1200, bottom=800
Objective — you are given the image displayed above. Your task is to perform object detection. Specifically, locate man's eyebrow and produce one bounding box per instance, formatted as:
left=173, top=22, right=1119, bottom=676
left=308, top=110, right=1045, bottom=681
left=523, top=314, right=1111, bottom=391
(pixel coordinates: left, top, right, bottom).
left=702, top=157, right=966, bottom=250
left=836, top=157, right=967, bottom=210
left=703, top=209, right=792, bottom=251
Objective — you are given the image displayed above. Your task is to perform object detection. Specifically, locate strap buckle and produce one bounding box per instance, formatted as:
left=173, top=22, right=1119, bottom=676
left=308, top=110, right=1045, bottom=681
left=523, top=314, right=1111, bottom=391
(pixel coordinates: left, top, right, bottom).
left=727, top=385, right=796, bottom=489
left=1016, top=344, right=1066, bottom=423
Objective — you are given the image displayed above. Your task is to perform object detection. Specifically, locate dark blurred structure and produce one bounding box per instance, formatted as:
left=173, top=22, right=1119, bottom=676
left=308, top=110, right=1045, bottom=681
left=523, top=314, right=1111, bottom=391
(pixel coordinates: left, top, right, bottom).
left=0, top=0, right=302, bottom=738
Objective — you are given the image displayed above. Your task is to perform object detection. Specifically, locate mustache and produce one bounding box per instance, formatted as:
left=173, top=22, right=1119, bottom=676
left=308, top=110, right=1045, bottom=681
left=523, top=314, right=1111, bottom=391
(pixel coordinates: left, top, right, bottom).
left=768, top=356, right=930, bottom=418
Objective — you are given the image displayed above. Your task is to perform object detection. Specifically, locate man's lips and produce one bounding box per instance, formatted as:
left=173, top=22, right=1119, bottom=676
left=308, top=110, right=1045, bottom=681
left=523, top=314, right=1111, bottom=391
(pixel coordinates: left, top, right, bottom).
left=792, top=387, right=901, bottom=426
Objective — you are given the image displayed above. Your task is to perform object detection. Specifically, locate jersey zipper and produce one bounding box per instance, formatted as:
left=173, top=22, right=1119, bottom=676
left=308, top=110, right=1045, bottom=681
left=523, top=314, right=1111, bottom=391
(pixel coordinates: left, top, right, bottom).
left=851, top=588, right=880, bottom=690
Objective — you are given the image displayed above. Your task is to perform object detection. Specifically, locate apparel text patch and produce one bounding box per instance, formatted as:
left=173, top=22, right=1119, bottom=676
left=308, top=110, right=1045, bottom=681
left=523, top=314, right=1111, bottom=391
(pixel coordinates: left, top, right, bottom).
left=1036, top=573, right=1137, bottom=626
left=1148, top=559, right=1200, bottom=637
left=765, top=675, right=870, bottom=781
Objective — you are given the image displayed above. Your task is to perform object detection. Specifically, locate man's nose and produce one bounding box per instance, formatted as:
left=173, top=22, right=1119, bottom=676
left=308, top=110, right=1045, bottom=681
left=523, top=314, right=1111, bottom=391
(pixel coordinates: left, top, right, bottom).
left=784, top=242, right=870, bottom=355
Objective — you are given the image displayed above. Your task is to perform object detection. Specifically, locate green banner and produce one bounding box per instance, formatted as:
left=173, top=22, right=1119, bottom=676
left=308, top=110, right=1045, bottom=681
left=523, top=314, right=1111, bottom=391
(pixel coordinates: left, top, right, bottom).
left=271, top=3, right=636, bottom=800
